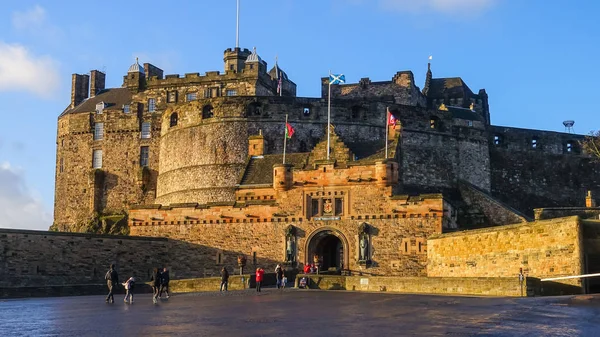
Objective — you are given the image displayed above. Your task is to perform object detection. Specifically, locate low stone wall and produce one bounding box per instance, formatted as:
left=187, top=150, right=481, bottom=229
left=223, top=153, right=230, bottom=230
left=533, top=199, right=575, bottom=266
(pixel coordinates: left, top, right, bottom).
left=0, top=228, right=169, bottom=288
left=427, top=216, right=584, bottom=291
left=296, top=274, right=531, bottom=296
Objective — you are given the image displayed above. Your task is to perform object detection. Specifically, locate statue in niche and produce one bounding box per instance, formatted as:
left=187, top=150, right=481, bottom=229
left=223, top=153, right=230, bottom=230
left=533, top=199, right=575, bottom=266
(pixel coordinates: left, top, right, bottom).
left=359, top=234, right=368, bottom=261
left=286, top=235, right=295, bottom=262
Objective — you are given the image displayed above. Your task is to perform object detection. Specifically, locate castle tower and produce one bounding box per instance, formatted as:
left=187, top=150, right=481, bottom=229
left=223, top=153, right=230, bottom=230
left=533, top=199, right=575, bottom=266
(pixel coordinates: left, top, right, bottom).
left=273, top=164, right=293, bottom=191
left=224, top=47, right=251, bottom=74
left=123, top=58, right=145, bottom=92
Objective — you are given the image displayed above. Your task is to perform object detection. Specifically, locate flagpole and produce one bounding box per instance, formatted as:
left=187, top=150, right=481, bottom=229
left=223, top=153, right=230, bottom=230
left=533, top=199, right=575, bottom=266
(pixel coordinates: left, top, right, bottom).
left=385, top=107, right=389, bottom=159
left=236, top=0, right=240, bottom=48
left=283, top=114, right=288, bottom=164
left=327, top=70, right=331, bottom=160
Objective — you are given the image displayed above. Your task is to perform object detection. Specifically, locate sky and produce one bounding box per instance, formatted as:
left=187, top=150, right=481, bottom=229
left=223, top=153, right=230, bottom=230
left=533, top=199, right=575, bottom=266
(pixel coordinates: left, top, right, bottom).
left=0, top=0, right=599, bottom=230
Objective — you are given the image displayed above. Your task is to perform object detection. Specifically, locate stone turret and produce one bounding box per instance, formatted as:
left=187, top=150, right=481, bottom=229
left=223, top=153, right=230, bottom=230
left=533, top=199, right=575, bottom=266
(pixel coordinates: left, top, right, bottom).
left=224, top=47, right=251, bottom=74
left=273, top=164, right=293, bottom=191
left=375, top=160, right=399, bottom=188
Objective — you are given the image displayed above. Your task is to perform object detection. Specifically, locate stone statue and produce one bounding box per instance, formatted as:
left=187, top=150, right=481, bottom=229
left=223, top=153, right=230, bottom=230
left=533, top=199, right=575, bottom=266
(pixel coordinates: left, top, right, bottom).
left=359, top=235, right=367, bottom=261
left=286, top=236, right=295, bottom=262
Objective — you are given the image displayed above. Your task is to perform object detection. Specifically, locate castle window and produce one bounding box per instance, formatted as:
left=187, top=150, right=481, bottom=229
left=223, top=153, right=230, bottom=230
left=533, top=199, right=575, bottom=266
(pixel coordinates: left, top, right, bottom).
left=170, top=113, right=178, bottom=127
left=140, top=146, right=149, bottom=167
left=148, top=98, right=156, bottom=112
left=123, top=104, right=130, bottom=113
left=351, top=106, right=362, bottom=120
left=95, top=102, right=105, bottom=114
left=202, top=105, right=214, bottom=119
left=141, top=122, right=151, bottom=139
left=303, top=107, right=310, bottom=116
left=167, top=91, right=177, bottom=103
left=494, top=135, right=503, bottom=145
left=204, top=88, right=212, bottom=98
left=335, top=198, right=343, bottom=216
left=92, top=150, right=102, bottom=169
left=94, top=123, right=104, bottom=140
left=229, top=64, right=234, bottom=71
left=247, top=102, right=261, bottom=116
left=566, top=141, right=574, bottom=153
left=186, top=93, right=197, bottom=102
left=430, top=116, right=439, bottom=129
left=59, top=158, right=64, bottom=173
left=531, top=137, right=538, bottom=149
left=226, top=89, right=237, bottom=96
left=467, top=120, right=473, bottom=127
left=311, top=198, right=320, bottom=217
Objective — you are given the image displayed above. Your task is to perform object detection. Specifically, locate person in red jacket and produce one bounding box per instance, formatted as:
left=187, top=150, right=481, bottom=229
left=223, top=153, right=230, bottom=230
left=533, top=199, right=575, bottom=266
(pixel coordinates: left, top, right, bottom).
left=255, top=267, right=265, bottom=292
left=303, top=263, right=310, bottom=274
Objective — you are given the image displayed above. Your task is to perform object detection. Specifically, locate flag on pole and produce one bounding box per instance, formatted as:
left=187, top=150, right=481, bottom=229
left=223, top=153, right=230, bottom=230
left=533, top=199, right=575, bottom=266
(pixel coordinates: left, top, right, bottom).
left=329, top=74, right=346, bottom=85
left=388, top=111, right=397, bottom=126
left=285, top=122, right=295, bottom=139
left=277, top=73, right=283, bottom=95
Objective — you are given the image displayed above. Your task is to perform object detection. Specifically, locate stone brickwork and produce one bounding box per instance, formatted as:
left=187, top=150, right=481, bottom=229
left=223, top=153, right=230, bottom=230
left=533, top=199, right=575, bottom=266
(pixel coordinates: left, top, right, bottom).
left=297, top=274, right=538, bottom=297
left=130, top=160, right=445, bottom=277
left=0, top=229, right=168, bottom=287
left=427, top=216, right=584, bottom=290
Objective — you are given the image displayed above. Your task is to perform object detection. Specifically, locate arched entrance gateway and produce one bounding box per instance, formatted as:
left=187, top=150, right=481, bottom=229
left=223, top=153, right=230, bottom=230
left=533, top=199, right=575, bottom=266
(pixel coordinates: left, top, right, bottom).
left=306, top=228, right=349, bottom=273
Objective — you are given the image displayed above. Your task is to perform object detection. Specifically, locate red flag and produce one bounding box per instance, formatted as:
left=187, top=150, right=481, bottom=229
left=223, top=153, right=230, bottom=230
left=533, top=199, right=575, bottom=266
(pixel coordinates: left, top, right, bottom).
left=388, top=110, right=397, bottom=126
left=285, top=122, right=295, bottom=139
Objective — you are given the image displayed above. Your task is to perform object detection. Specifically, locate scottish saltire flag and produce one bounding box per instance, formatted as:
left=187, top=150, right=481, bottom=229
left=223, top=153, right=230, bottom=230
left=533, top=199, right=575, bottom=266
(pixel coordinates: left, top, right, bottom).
left=329, top=74, right=345, bottom=85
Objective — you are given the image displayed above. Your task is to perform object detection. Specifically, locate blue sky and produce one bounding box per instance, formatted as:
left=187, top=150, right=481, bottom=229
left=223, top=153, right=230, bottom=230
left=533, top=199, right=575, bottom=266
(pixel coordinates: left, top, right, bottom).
left=0, top=0, right=599, bottom=230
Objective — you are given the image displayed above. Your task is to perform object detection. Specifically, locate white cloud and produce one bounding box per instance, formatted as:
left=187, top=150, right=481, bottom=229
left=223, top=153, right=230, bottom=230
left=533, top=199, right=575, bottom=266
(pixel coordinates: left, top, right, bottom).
left=12, top=5, right=46, bottom=30
left=0, top=162, right=52, bottom=231
left=11, top=5, right=63, bottom=43
left=0, top=41, right=60, bottom=98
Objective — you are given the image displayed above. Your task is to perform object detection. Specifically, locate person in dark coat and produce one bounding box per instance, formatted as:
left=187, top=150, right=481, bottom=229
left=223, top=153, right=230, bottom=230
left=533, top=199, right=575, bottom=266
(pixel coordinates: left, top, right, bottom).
left=220, top=267, right=229, bottom=292
left=105, top=264, right=119, bottom=303
left=275, top=265, right=284, bottom=289
left=159, top=267, right=170, bottom=299
left=150, top=268, right=161, bottom=303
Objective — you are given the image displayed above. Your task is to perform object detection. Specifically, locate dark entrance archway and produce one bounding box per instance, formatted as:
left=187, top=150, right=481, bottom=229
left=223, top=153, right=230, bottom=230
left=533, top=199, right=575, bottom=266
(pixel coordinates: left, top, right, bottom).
left=306, top=228, right=349, bottom=273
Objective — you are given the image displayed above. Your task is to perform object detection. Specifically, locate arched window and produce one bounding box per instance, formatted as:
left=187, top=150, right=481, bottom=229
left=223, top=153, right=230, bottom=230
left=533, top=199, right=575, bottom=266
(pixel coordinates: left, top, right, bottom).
left=169, top=112, right=178, bottom=127
left=247, top=102, right=261, bottom=116
left=202, top=105, right=214, bottom=119
left=351, top=106, right=363, bottom=120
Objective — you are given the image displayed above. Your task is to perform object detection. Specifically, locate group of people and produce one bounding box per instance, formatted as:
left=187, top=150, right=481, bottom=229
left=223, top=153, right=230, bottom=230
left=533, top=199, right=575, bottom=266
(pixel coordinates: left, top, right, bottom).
left=303, top=263, right=318, bottom=274
left=106, top=262, right=289, bottom=303
left=104, top=264, right=170, bottom=304
left=150, top=267, right=170, bottom=303
left=219, top=265, right=288, bottom=293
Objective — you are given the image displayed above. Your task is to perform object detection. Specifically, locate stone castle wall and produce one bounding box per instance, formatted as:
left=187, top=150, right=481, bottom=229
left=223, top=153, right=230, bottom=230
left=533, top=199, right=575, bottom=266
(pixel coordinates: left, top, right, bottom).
left=0, top=229, right=168, bottom=287
left=54, top=106, right=161, bottom=230
left=489, top=126, right=600, bottom=216
left=427, top=216, right=584, bottom=289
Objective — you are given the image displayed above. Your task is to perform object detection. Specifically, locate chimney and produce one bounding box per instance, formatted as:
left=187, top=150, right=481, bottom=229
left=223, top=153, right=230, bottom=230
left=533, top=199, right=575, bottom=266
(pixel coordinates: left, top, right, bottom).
left=144, top=63, right=164, bottom=80
left=248, top=131, right=265, bottom=156
left=586, top=190, right=596, bottom=208
left=70, top=73, right=89, bottom=108
left=90, top=70, right=106, bottom=98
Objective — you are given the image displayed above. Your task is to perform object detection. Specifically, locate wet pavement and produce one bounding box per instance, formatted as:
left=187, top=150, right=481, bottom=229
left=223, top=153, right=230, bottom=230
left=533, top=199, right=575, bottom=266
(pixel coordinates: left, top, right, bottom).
left=1, top=289, right=600, bottom=336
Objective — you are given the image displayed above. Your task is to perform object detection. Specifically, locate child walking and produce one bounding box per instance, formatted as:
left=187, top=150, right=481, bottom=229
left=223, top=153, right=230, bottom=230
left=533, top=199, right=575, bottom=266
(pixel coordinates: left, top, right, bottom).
left=123, top=276, right=136, bottom=303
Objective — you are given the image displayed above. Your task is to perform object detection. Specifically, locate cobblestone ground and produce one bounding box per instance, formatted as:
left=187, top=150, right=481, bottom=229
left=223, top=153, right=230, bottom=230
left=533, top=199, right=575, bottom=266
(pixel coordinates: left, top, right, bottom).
left=1, top=289, right=600, bottom=336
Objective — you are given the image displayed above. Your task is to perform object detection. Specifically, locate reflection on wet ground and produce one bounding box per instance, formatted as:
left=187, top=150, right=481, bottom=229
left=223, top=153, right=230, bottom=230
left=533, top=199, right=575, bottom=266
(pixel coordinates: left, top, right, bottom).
left=1, top=289, right=600, bottom=336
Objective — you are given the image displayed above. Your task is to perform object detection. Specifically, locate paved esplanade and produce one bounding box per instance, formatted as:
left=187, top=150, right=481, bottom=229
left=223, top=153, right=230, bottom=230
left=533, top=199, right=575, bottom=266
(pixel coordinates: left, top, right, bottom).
left=1, top=290, right=600, bottom=336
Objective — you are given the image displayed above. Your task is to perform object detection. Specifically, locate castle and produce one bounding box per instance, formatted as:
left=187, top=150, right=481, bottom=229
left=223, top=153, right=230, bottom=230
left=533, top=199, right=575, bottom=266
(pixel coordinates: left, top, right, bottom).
left=52, top=45, right=600, bottom=279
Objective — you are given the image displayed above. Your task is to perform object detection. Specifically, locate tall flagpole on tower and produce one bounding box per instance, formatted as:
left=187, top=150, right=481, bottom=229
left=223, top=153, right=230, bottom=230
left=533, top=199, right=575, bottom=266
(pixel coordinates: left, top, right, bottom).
left=327, top=70, right=331, bottom=160
left=236, top=0, right=240, bottom=48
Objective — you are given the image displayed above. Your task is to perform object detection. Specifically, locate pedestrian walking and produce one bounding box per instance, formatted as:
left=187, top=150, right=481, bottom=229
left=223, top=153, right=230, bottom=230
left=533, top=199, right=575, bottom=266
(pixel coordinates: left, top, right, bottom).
left=159, top=267, right=170, bottom=299
left=220, top=267, right=229, bottom=292
left=123, top=276, right=136, bottom=303
left=255, top=267, right=264, bottom=292
left=275, top=264, right=284, bottom=289
left=104, top=264, right=119, bottom=303
left=150, top=267, right=161, bottom=303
